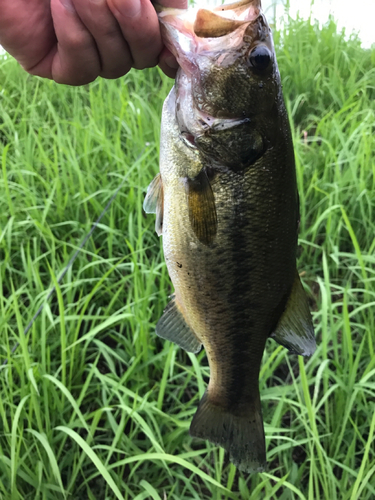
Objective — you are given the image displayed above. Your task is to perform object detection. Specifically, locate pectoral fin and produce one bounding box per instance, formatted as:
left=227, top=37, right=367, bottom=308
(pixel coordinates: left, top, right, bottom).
left=156, top=295, right=202, bottom=353
left=186, top=169, right=217, bottom=246
left=143, top=173, right=164, bottom=236
left=271, top=272, right=316, bottom=356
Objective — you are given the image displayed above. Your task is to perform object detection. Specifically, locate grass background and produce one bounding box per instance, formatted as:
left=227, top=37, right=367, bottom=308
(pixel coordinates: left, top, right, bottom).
left=0, top=13, right=374, bottom=500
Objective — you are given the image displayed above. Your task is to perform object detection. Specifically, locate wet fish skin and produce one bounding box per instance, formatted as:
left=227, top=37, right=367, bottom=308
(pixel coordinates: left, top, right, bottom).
left=144, top=0, right=315, bottom=472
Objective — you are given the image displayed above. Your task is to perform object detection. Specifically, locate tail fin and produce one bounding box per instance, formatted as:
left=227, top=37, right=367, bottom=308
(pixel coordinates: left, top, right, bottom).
left=189, top=390, right=266, bottom=473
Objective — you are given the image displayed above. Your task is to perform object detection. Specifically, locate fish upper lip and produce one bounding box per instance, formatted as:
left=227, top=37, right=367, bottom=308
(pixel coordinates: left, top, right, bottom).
left=209, top=116, right=251, bottom=131
left=196, top=110, right=251, bottom=131
left=180, top=115, right=251, bottom=148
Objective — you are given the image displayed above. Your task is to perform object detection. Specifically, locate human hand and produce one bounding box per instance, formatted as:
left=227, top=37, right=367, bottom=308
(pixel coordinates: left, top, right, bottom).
left=0, top=0, right=186, bottom=85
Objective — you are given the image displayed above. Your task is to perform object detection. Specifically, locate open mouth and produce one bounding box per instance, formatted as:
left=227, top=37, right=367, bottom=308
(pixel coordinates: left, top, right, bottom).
left=180, top=118, right=265, bottom=172
left=180, top=114, right=251, bottom=150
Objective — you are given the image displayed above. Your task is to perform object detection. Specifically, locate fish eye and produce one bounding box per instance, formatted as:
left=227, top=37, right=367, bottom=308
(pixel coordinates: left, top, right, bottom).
left=249, top=45, right=272, bottom=70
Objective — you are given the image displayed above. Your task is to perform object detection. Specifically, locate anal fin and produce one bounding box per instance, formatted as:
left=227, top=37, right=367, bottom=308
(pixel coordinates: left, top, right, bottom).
left=143, top=173, right=164, bottom=236
left=271, top=271, right=316, bottom=356
left=156, top=295, right=202, bottom=353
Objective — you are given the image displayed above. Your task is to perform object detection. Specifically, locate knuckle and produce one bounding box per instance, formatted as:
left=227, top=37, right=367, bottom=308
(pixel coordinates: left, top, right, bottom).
left=96, top=24, right=120, bottom=40
left=63, top=32, right=89, bottom=51
left=86, top=1, right=122, bottom=39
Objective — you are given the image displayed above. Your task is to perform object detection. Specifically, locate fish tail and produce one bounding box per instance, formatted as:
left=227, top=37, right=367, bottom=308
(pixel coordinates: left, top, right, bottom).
left=189, top=389, right=266, bottom=473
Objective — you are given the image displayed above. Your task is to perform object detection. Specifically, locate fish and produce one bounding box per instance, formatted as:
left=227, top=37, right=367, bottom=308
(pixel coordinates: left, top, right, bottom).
left=144, top=0, right=316, bottom=473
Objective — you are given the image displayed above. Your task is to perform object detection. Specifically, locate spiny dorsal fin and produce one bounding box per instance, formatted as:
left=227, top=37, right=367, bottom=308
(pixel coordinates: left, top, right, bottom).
left=186, top=169, right=217, bottom=246
left=156, top=295, right=202, bottom=353
left=271, top=272, right=316, bottom=356
left=194, top=9, right=249, bottom=38
left=143, top=173, right=164, bottom=236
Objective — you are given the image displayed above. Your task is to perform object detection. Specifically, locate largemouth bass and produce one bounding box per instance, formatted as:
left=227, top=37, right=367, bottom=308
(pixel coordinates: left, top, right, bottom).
left=144, top=0, right=316, bottom=472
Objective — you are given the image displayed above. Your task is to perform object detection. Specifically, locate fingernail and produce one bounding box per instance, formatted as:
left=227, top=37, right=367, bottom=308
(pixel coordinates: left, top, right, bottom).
left=113, top=0, right=141, bottom=18
left=60, top=0, right=76, bottom=12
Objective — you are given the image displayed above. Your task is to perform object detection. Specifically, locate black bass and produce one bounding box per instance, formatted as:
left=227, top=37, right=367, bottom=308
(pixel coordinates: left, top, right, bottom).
left=144, top=0, right=316, bottom=472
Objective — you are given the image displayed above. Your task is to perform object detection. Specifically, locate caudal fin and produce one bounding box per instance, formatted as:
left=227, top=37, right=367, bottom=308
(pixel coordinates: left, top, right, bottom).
left=189, top=390, right=266, bottom=473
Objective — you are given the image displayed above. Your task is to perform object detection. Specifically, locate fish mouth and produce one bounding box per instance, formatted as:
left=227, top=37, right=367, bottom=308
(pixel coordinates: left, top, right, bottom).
left=198, top=113, right=252, bottom=134
left=180, top=114, right=250, bottom=148
left=181, top=118, right=265, bottom=171
left=157, top=0, right=263, bottom=72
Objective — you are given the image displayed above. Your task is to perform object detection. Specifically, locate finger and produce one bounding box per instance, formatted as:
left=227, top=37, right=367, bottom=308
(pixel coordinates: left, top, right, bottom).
left=30, top=0, right=101, bottom=85
left=0, top=0, right=55, bottom=72
left=155, top=0, right=188, bottom=76
left=158, top=46, right=179, bottom=78
left=108, top=0, right=162, bottom=70
left=52, top=0, right=102, bottom=84
left=72, top=0, right=133, bottom=79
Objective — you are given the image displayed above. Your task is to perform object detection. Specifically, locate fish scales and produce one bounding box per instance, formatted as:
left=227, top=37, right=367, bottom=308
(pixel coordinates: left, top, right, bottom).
left=144, top=0, right=316, bottom=472
left=161, top=85, right=296, bottom=414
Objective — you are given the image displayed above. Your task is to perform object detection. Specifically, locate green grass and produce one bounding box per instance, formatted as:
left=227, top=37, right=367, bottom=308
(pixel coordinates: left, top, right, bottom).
left=0, top=14, right=374, bottom=500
